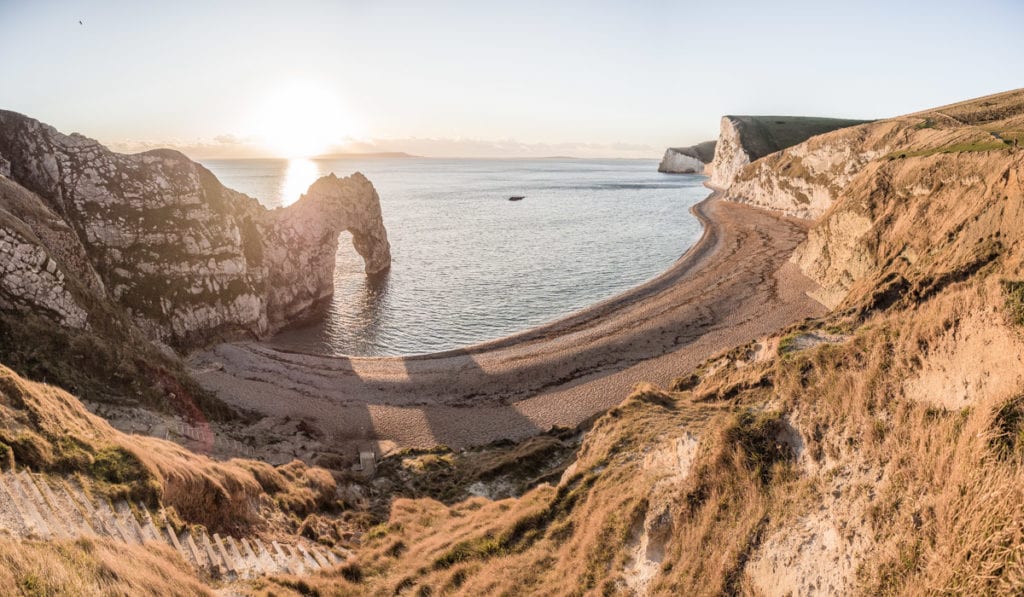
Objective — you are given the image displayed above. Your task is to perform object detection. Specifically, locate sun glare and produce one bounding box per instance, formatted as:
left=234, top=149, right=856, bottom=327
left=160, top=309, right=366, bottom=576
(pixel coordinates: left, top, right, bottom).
left=253, top=81, right=355, bottom=158
left=280, top=158, right=321, bottom=206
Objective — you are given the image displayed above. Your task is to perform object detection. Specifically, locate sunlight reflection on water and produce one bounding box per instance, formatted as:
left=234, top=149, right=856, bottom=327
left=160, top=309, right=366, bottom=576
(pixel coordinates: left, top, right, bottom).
left=280, top=158, right=320, bottom=205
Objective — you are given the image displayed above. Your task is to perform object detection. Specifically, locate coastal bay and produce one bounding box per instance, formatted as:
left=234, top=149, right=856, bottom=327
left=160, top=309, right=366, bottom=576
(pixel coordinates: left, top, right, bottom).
left=190, top=194, right=827, bottom=451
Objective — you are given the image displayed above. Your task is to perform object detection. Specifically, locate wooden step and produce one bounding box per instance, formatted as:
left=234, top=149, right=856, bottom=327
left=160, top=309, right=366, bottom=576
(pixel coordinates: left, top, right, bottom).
left=0, top=473, right=34, bottom=537
left=226, top=536, right=251, bottom=576
left=272, top=540, right=293, bottom=574
left=35, top=476, right=94, bottom=537
left=93, top=497, right=137, bottom=544
left=213, top=533, right=237, bottom=575
left=61, top=480, right=112, bottom=537
left=298, top=544, right=321, bottom=570
left=113, top=501, right=146, bottom=544
left=135, top=503, right=162, bottom=542
left=182, top=530, right=208, bottom=569
left=200, top=530, right=227, bottom=577
left=326, top=548, right=343, bottom=564
left=240, top=538, right=263, bottom=574
left=165, top=525, right=189, bottom=562
left=21, top=473, right=74, bottom=538
left=285, top=543, right=307, bottom=574
left=309, top=546, right=331, bottom=569
left=254, top=538, right=280, bottom=574
left=7, top=473, right=52, bottom=539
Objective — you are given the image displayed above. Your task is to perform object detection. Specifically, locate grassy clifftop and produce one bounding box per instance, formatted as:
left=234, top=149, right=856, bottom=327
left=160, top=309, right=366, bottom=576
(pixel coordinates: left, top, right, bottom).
left=725, top=115, right=871, bottom=162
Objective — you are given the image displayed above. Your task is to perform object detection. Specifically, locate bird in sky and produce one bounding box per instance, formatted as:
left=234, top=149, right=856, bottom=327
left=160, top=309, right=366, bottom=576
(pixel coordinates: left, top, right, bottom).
left=78, top=20, right=83, bottom=25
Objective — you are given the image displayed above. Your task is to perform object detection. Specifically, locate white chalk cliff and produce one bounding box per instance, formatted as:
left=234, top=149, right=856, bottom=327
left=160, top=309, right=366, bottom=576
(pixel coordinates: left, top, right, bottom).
left=705, top=115, right=869, bottom=190
left=658, top=141, right=717, bottom=174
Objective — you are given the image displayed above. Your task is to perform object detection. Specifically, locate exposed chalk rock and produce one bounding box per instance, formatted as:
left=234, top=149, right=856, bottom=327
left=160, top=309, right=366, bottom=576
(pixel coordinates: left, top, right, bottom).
left=705, top=115, right=869, bottom=190
left=657, top=140, right=716, bottom=174
left=722, top=94, right=1023, bottom=310
left=0, top=110, right=391, bottom=348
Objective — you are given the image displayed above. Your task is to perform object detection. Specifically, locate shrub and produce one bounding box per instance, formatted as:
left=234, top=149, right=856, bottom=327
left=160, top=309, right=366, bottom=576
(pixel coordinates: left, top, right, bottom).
left=1001, top=280, right=1024, bottom=326
left=0, top=442, right=12, bottom=471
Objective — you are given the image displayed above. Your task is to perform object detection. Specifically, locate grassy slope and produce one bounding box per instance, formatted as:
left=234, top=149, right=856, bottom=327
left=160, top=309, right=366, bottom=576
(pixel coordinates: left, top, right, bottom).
left=0, top=537, right=213, bottom=596
left=269, top=91, right=1024, bottom=596
left=0, top=362, right=366, bottom=593
left=0, top=362, right=344, bottom=536
left=728, top=115, right=871, bottom=161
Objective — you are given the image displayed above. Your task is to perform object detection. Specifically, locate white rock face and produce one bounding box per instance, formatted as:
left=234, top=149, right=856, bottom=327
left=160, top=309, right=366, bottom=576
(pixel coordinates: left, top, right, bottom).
left=658, top=140, right=717, bottom=175
left=0, top=110, right=391, bottom=348
left=707, top=115, right=870, bottom=196
left=724, top=133, right=887, bottom=220
left=0, top=225, right=88, bottom=329
left=706, top=117, right=749, bottom=189
left=657, top=149, right=705, bottom=174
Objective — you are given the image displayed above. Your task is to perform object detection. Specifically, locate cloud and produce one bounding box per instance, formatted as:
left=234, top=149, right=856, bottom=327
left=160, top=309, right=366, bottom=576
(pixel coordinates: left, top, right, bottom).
left=105, top=134, right=268, bottom=159
left=327, top=137, right=660, bottom=159
left=102, top=132, right=661, bottom=160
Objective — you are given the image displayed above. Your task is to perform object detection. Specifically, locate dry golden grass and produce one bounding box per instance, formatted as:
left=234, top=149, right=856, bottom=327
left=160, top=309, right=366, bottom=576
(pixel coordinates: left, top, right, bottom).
left=2, top=90, right=1024, bottom=595
left=0, top=536, right=211, bottom=596
left=273, top=90, right=1024, bottom=596
left=0, top=364, right=340, bottom=536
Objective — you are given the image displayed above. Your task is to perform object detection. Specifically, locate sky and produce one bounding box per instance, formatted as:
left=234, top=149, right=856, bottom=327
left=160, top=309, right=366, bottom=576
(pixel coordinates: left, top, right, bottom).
left=0, top=0, right=1022, bottom=159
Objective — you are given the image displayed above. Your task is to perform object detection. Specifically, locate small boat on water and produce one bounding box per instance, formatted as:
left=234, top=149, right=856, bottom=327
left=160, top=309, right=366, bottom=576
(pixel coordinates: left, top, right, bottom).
left=509, top=196, right=525, bottom=201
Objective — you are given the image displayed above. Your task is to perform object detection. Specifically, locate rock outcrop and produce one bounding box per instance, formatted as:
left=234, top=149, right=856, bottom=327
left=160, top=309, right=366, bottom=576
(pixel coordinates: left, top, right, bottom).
left=657, top=140, right=716, bottom=174
left=705, top=115, right=869, bottom=189
left=0, top=110, right=390, bottom=349
left=721, top=89, right=1024, bottom=307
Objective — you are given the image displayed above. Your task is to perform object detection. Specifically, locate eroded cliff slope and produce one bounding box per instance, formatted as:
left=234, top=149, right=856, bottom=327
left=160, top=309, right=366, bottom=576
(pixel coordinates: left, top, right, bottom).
left=706, top=115, right=869, bottom=189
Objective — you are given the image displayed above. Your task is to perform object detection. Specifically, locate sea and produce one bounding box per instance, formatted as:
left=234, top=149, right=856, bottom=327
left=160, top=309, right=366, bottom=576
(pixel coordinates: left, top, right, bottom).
left=200, top=157, right=709, bottom=357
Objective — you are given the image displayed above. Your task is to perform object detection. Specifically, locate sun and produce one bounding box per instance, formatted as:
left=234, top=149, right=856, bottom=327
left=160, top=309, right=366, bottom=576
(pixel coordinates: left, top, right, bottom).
left=253, top=81, right=355, bottom=158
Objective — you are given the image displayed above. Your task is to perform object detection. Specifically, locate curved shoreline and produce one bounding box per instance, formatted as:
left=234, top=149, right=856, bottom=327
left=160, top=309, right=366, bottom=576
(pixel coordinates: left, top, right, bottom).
left=270, top=189, right=721, bottom=361
left=190, top=194, right=826, bottom=451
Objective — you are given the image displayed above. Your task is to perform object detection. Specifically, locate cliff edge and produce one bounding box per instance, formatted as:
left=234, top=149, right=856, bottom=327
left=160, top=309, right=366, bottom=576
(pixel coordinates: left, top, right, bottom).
left=705, top=115, right=869, bottom=189
left=0, top=110, right=391, bottom=350
left=657, top=140, right=717, bottom=174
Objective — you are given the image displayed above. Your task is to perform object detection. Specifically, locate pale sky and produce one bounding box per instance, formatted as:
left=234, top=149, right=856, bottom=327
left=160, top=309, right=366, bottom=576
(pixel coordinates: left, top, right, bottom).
left=1, top=0, right=1021, bottom=158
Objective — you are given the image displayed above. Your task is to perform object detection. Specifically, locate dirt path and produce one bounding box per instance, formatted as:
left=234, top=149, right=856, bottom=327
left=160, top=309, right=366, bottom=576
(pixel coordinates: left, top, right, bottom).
left=189, top=194, right=826, bottom=451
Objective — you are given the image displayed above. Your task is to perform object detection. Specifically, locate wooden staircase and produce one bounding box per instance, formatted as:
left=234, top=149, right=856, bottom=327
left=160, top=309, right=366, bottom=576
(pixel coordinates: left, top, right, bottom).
left=0, top=469, right=342, bottom=580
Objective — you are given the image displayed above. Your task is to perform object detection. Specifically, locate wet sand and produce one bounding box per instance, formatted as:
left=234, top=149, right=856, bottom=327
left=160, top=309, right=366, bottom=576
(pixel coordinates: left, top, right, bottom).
left=189, top=194, right=826, bottom=451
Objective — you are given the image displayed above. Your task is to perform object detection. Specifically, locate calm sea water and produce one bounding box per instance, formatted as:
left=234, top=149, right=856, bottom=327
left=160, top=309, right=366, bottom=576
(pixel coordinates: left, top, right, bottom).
left=200, top=157, right=708, bottom=356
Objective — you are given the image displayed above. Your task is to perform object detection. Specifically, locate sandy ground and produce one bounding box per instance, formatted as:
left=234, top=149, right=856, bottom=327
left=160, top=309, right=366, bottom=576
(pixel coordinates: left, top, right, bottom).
left=189, top=194, right=826, bottom=452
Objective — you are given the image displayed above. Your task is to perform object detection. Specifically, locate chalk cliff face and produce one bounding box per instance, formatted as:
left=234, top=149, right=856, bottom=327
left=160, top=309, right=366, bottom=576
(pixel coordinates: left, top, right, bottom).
left=657, top=140, right=716, bottom=174
left=705, top=117, right=749, bottom=188
left=0, top=110, right=390, bottom=349
left=721, top=91, right=1024, bottom=308
left=705, top=115, right=869, bottom=190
